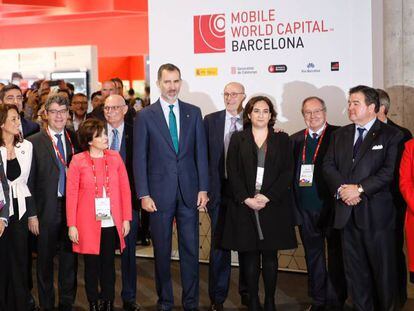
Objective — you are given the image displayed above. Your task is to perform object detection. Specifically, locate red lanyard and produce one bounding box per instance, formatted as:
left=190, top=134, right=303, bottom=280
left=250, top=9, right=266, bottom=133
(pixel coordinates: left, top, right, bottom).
left=46, top=128, right=74, bottom=167
left=85, top=151, right=110, bottom=198
left=301, top=125, right=327, bottom=164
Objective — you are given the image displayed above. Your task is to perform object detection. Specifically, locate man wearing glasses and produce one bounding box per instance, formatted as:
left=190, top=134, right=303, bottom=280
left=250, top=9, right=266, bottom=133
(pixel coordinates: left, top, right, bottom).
left=291, top=97, right=346, bottom=311
left=0, top=84, right=40, bottom=138
left=70, top=93, right=88, bottom=132
left=104, top=94, right=140, bottom=311
left=28, top=95, right=79, bottom=311
left=203, top=82, right=250, bottom=311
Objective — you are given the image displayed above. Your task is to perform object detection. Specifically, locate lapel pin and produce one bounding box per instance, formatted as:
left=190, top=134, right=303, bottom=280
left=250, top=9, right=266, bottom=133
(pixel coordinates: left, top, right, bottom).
left=186, top=114, right=190, bottom=118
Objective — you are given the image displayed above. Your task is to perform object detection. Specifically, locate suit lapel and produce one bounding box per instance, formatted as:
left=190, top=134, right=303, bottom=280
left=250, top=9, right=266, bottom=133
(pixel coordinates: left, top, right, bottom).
left=215, top=110, right=226, bottom=154
left=352, top=119, right=381, bottom=168
left=150, top=101, right=176, bottom=153
left=41, top=130, right=60, bottom=169
left=179, top=101, right=190, bottom=154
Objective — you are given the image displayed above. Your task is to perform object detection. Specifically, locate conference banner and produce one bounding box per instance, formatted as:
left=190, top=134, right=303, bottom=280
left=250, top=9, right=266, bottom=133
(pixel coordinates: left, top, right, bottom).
left=148, top=0, right=382, bottom=270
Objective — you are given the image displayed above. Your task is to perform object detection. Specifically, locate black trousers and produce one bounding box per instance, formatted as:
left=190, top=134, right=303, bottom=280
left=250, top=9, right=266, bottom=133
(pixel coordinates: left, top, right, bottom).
left=342, top=215, right=397, bottom=311
left=242, top=250, right=278, bottom=306
left=299, top=209, right=346, bottom=307
left=84, top=226, right=118, bottom=302
left=0, top=214, right=29, bottom=311
left=36, top=199, right=77, bottom=309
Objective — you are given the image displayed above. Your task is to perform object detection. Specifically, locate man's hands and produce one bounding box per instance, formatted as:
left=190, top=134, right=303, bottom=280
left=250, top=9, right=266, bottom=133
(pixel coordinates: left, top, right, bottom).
left=339, top=184, right=362, bottom=206
left=141, top=196, right=157, bottom=213
left=197, top=191, right=209, bottom=211
left=28, top=216, right=39, bottom=235
left=244, top=194, right=270, bottom=211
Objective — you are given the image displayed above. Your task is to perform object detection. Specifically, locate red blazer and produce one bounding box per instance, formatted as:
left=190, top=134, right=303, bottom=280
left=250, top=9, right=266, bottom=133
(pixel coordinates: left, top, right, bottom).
left=400, top=138, right=414, bottom=272
left=66, top=150, right=132, bottom=255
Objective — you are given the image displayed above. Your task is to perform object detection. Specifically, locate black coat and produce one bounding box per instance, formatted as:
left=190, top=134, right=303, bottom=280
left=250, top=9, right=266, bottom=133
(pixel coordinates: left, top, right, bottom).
left=221, top=129, right=297, bottom=252
left=290, top=124, right=339, bottom=229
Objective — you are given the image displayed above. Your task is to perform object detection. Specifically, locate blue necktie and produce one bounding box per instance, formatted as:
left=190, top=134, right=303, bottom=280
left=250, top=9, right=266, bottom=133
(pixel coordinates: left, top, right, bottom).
left=110, top=128, right=119, bottom=151
left=168, top=105, right=179, bottom=153
left=353, top=127, right=365, bottom=159
left=55, top=134, right=66, bottom=196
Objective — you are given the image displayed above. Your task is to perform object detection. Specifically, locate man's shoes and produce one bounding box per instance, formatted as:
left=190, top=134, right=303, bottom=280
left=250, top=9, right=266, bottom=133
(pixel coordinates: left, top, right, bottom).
left=89, top=301, right=99, bottom=311
left=209, top=303, right=224, bottom=311
left=123, top=300, right=141, bottom=311
left=241, top=294, right=249, bottom=307
left=305, top=305, right=325, bottom=311
left=141, top=237, right=151, bottom=246
left=102, top=300, right=114, bottom=311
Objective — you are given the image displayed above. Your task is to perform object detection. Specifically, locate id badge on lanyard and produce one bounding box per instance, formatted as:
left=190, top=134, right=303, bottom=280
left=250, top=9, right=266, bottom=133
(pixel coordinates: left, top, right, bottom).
left=299, top=164, right=314, bottom=187
left=95, top=187, right=111, bottom=220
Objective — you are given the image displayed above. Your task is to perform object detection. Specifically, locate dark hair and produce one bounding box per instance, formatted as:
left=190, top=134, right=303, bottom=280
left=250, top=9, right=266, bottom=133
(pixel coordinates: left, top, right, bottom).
left=0, top=104, right=23, bottom=146
left=91, top=91, right=102, bottom=101
left=77, top=118, right=105, bottom=151
left=301, top=96, right=326, bottom=114
left=0, top=84, right=22, bottom=101
left=157, top=63, right=181, bottom=81
left=111, top=77, right=123, bottom=87
left=349, top=85, right=380, bottom=113
left=66, top=82, right=75, bottom=92
left=45, top=94, right=70, bottom=111
left=243, top=95, right=277, bottom=128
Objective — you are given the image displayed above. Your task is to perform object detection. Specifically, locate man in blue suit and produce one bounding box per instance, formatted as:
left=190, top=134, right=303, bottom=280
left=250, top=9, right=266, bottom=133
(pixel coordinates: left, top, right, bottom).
left=134, top=63, right=209, bottom=311
left=203, top=82, right=249, bottom=311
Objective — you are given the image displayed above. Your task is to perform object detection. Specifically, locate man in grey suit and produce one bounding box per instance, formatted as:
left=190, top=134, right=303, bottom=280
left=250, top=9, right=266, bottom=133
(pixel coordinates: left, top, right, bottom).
left=323, top=85, right=403, bottom=310
left=134, top=63, right=209, bottom=311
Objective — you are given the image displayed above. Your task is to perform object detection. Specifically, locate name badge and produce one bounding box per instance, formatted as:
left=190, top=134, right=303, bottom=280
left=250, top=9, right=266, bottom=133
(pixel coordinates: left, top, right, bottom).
left=95, top=197, right=111, bottom=220
left=299, top=164, right=314, bottom=187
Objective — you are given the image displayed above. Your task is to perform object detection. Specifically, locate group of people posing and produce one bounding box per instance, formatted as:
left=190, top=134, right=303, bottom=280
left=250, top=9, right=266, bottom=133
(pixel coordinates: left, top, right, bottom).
left=0, top=62, right=413, bottom=311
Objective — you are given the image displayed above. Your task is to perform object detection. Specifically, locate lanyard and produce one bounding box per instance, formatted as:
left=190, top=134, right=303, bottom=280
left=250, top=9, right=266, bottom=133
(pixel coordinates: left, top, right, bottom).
left=46, top=128, right=74, bottom=167
left=85, top=151, right=110, bottom=198
left=301, top=125, right=327, bottom=164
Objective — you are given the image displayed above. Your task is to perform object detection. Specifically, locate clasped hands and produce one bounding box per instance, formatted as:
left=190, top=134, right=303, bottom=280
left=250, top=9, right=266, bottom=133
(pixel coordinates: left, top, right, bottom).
left=244, top=193, right=269, bottom=211
left=339, top=184, right=361, bottom=206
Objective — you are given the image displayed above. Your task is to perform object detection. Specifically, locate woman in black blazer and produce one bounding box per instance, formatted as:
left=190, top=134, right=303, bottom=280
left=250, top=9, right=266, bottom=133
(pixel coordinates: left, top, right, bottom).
left=222, top=96, right=297, bottom=311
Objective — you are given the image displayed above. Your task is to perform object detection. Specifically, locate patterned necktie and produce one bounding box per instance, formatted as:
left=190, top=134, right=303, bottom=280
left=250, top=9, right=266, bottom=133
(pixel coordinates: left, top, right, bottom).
left=225, top=116, right=238, bottom=154
left=353, top=127, right=365, bottom=159
left=312, top=133, right=318, bottom=140
left=169, top=105, right=179, bottom=153
left=55, top=134, right=66, bottom=196
left=110, top=128, right=119, bottom=151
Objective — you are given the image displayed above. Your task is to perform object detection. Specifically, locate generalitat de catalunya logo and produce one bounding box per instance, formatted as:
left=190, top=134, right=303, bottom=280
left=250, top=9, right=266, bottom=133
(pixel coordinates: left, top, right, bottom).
left=194, top=14, right=226, bottom=54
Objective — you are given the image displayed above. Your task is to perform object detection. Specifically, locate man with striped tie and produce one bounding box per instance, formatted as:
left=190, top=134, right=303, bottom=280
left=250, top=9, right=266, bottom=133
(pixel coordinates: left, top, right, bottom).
left=103, top=94, right=140, bottom=311
left=134, top=63, right=209, bottom=311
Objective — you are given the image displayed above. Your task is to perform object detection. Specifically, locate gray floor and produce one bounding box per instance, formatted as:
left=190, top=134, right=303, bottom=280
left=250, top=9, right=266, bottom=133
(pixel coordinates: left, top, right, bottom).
left=33, top=256, right=414, bottom=310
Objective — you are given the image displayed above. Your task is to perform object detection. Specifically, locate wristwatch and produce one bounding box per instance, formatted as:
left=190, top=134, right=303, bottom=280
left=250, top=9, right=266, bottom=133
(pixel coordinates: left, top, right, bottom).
left=357, top=184, right=364, bottom=194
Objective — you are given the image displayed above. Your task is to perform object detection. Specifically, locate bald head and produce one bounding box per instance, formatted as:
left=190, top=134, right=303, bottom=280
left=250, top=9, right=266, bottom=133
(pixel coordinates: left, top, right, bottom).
left=104, top=95, right=128, bottom=128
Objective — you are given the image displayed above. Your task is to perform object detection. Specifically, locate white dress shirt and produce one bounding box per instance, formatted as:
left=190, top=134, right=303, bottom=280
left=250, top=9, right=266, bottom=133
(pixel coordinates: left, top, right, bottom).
left=107, top=122, right=124, bottom=150
left=353, top=118, right=376, bottom=144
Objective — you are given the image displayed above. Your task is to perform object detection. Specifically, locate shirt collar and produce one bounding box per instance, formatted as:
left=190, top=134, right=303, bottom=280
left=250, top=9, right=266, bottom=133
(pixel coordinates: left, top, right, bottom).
left=308, top=123, right=326, bottom=137
left=225, top=110, right=242, bottom=121
left=48, top=126, right=64, bottom=137
left=356, top=117, right=376, bottom=133
left=107, top=121, right=124, bottom=134
left=160, top=97, right=178, bottom=110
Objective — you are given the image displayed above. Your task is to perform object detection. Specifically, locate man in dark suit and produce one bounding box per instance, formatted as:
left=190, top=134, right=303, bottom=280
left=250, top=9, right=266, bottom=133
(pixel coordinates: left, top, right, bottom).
left=323, top=85, right=404, bottom=310
left=376, top=88, right=412, bottom=308
left=27, top=95, right=78, bottom=311
left=134, top=63, right=209, bottom=311
left=291, top=97, right=346, bottom=311
left=104, top=94, right=140, bottom=311
left=0, top=84, right=40, bottom=138
left=203, top=82, right=249, bottom=310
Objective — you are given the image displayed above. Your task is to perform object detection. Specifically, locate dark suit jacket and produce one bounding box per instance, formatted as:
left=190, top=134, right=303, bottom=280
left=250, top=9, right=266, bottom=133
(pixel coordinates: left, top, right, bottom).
left=133, top=99, right=208, bottom=210
left=221, top=129, right=297, bottom=251
left=323, top=119, right=404, bottom=230
left=290, top=124, right=339, bottom=228
left=28, top=129, right=79, bottom=225
left=21, top=116, right=40, bottom=138
left=203, top=109, right=226, bottom=208
left=0, top=156, right=10, bottom=221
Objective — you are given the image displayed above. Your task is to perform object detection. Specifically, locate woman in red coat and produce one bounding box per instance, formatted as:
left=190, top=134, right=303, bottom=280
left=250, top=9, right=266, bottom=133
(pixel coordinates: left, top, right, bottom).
left=66, top=119, right=132, bottom=311
left=399, top=138, right=414, bottom=283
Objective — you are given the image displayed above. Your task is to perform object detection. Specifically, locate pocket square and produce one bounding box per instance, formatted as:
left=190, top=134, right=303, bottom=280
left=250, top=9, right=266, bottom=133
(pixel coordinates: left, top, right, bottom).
left=372, top=145, right=383, bottom=150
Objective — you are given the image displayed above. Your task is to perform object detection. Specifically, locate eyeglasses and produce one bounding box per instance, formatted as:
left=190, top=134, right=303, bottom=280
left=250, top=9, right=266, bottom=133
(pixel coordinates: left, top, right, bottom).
left=223, top=92, right=244, bottom=98
left=303, top=108, right=325, bottom=117
left=103, top=105, right=126, bottom=112
left=47, top=109, right=68, bottom=116
left=72, top=101, right=88, bottom=106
